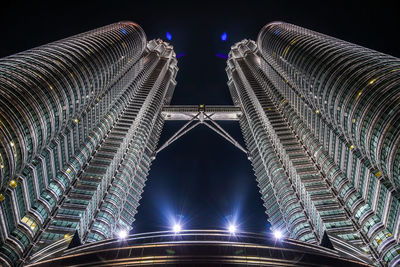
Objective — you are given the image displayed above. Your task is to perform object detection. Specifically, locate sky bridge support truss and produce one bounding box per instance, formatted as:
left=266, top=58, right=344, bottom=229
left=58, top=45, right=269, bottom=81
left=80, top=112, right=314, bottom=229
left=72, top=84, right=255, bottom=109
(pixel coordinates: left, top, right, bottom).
left=156, top=105, right=247, bottom=156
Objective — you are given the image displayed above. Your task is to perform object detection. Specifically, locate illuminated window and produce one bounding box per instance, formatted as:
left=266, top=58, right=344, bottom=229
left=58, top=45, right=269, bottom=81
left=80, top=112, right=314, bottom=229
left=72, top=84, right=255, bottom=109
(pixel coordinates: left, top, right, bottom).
left=9, top=180, right=18, bottom=188
left=21, top=216, right=38, bottom=231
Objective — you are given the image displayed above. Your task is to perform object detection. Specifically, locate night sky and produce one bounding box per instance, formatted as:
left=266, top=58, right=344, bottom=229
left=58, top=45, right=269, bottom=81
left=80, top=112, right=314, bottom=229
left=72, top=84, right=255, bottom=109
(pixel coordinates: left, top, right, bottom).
left=1, top=1, right=399, bottom=234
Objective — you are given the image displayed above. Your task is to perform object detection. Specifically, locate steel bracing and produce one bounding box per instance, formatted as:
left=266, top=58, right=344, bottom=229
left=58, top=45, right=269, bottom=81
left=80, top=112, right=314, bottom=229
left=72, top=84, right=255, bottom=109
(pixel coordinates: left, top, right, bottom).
left=156, top=105, right=247, bottom=155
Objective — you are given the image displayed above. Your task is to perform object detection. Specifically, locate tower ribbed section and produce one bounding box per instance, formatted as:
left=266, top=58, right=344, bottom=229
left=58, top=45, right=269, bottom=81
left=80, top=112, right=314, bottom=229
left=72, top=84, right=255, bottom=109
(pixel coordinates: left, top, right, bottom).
left=227, top=41, right=318, bottom=244
left=258, top=22, right=400, bottom=189
left=84, top=40, right=177, bottom=243
left=0, top=22, right=146, bottom=188
left=0, top=22, right=177, bottom=267
left=228, top=22, right=400, bottom=266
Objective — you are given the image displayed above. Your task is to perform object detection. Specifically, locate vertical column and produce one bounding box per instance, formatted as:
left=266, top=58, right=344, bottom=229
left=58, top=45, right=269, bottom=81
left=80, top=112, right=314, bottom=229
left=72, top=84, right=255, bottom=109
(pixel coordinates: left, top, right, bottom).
left=227, top=40, right=318, bottom=244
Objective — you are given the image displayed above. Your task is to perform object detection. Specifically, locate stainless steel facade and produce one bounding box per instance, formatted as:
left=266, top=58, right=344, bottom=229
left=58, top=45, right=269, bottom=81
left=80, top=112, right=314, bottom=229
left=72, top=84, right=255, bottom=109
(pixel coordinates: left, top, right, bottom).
left=1, top=19, right=398, bottom=267
left=0, top=22, right=177, bottom=266
left=227, top=22, right=400, bottom=266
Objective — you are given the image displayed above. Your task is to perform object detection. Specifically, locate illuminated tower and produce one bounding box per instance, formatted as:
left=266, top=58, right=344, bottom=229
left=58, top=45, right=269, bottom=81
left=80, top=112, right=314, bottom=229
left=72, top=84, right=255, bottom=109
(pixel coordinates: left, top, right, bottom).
left=0, top=22, right=177, bottom=266
left=227, top=22, right=400, bottom=266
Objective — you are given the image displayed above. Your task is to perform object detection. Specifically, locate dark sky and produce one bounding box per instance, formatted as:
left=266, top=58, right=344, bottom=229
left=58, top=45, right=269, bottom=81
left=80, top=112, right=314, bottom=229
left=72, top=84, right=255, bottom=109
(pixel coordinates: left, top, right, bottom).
left=1, top=1, right=399, bottom=234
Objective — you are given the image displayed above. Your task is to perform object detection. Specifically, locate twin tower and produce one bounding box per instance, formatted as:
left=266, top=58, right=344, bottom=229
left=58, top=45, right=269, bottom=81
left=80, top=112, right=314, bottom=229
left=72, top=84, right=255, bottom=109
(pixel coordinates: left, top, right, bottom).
left=0, top=21, right=399, bottom=266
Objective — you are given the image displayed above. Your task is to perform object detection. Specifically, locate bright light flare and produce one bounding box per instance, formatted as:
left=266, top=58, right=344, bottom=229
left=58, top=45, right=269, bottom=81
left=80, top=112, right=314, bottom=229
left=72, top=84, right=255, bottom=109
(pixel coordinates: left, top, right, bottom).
left=173, top=223, right=181, bottom=233
left=228, top=224, right=237, bottom=234
left=118, top=230, right=128, bottom=239
left=273, top=230, right=283, bottom=240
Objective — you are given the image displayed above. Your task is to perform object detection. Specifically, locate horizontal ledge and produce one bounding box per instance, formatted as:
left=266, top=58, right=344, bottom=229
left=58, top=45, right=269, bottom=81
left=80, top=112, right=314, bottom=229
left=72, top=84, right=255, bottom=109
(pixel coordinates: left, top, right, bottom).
left=162, top=105, right=242, bottom=121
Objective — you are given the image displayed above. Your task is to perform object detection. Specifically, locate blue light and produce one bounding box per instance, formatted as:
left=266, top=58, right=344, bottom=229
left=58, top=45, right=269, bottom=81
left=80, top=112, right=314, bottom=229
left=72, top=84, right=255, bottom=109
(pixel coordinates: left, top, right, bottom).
left=176, top=53, right=186, bottom=58
left=221, top=32, right=227, bottom=41
left=166, top=32, right=172, bottom=41
left=274, top=29, right=280, bottom=35
left=216, top=53, right=228, bottom=59
left=121, top=28, right=127, bottom=35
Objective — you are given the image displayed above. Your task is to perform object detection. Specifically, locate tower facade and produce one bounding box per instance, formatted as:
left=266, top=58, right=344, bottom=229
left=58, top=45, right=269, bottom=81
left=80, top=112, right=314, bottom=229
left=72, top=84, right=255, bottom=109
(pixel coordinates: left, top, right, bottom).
left=1, top=19, right=399, bottom=267
left=227, top=22, right=400, bottom=266
left=0, top=22, right=177, bottom=266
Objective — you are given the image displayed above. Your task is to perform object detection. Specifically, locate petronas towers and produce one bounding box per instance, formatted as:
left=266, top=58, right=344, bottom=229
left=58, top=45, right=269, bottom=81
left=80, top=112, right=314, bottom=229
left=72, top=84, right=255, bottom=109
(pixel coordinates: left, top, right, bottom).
left=1, top=21, right=399, bottom=266
left=0, top=22, right=177, bottom=265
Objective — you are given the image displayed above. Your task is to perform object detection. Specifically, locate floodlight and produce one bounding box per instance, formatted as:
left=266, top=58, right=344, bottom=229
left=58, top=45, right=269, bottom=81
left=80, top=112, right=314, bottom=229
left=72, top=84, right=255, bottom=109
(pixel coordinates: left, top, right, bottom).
left=228, top=224, right=237, bottom=234
left=173, top=223, right=181, bottom=233
left=118, top=230, right=128, bottom=239
left=273, top=230, right=283, bottom=240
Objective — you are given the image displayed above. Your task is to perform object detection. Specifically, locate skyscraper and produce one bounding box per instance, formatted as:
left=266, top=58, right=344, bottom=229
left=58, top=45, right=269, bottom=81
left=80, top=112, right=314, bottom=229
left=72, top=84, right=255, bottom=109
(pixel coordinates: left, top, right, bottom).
left=0, top=22, right=177, bottom=266
left=1, top=19, right=399, bottom=267
left=227, top=22, right=400, bottom=266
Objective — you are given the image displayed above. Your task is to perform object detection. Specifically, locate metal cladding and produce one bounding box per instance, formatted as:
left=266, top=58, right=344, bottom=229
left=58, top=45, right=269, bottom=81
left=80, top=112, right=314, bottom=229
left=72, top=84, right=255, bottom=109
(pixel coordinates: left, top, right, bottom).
left=1, top=19, right=399, bottom=267
left=258, top=22, right=400, bottom=188
left=0, top=22, right=146, bottom=189
left=28, top=230, right=369, bottom=266
left=227, top=22, right=400, bottom=266
left=0, top=22, right=177, bottom=266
